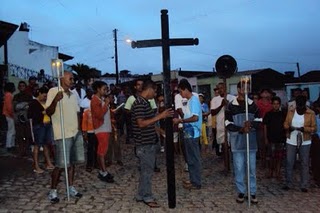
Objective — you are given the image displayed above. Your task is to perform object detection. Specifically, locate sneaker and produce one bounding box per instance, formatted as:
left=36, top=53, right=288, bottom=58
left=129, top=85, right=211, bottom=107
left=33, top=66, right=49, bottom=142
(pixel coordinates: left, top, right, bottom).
left=98, top=173, right=114, bottom=183
left=236, top=193, right=245, bottom=203
left=69, top=186, right=83, bottom=198
left=48, top=189, right=59, bottom=204
left=251, top=195, right=258, bottom=204
left=184, top=163, right=189, bottom=172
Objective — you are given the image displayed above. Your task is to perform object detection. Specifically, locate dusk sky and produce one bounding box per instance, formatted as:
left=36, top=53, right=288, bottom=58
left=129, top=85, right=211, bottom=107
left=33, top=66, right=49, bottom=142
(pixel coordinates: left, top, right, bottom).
left=1, top=0, right=320, bottom=76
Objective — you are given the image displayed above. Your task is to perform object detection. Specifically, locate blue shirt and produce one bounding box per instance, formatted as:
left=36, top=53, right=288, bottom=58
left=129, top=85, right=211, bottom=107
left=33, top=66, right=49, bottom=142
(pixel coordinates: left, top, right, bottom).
left=183, top=95, right=202, bottom=138
left=201, top=102, right=209, bottom=122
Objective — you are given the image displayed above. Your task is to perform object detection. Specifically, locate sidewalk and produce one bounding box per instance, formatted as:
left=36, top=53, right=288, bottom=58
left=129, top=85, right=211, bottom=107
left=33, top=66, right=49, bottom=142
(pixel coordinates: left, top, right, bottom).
left=0, top=142, right=319, bottom=212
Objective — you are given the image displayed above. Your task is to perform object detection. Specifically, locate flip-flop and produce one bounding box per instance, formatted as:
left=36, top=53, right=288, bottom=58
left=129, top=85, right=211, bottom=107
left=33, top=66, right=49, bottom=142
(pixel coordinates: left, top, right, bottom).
left=33, top=169, right=44, bottom=174
left=46, top=166, right=55, bottom=170
left=183, top=180, right=191, bottom=185
left=86, top=167, right=93, bottom=173
left=143, top=201, right=160, bottom=208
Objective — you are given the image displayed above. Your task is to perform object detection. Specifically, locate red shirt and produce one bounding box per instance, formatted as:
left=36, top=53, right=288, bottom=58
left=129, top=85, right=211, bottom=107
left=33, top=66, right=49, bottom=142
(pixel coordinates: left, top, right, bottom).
left=2, top=92, right=14, bottom=118
left=256, top=99, right=273, bottom=118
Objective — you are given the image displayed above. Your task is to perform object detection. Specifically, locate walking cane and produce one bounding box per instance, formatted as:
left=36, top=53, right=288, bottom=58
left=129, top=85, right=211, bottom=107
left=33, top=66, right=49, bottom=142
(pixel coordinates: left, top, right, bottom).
left=241, top=76, right=251, bottom=207
left=51, top=59, right=70, bottom=201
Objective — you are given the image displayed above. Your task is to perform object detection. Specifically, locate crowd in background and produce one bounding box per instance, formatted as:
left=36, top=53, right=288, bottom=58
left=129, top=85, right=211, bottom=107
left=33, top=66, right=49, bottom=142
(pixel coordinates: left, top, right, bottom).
left=1, top=74, right=320, bottom=207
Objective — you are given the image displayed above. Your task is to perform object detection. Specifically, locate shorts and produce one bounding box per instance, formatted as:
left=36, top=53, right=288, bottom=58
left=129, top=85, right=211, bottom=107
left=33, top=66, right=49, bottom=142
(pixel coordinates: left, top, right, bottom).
left=95, top=132, right=110, bottom=156
left=55, top=131, right=85, bottom=168
left=33, top=123, right=53, bottom=146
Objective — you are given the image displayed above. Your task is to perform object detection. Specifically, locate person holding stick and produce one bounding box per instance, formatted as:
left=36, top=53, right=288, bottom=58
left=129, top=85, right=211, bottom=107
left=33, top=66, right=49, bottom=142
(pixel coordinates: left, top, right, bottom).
left=225, top=81, right=260, bottom=204
left=46, top=71, right=85, bottom=204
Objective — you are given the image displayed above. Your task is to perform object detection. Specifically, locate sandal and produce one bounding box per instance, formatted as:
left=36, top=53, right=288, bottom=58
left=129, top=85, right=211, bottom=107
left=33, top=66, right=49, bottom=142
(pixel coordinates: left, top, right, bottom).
left=143, top=201, right=160, bottom=208
left=46, top=165, right=55, bottom=170
left=183, top=180, right=191, bottom=185
left=86, top=167, right=93, bottom=173
left=33, top=169, right=44, bottom=174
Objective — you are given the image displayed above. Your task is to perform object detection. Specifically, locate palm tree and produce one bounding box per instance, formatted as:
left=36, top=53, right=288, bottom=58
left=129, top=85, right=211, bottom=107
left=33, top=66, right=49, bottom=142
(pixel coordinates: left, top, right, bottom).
left=71, top=63, right=101, bottom=82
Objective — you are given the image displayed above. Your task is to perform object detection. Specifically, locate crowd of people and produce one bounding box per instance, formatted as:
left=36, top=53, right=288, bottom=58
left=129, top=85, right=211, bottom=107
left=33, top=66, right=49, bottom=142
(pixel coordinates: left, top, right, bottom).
left=1, top=72, right=320, bottom=208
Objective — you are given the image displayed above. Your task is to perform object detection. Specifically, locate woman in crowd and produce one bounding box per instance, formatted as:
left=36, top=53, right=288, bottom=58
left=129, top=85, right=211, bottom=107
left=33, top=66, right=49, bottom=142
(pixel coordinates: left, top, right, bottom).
left=28, top=86, right=55, bottom=173
left=2, top=82, right=16, bottom=151
left=283, top=95, right=316, bottom=192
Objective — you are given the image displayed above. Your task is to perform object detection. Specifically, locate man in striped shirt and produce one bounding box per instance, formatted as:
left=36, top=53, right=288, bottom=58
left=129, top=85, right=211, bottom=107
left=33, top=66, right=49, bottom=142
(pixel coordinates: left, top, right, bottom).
left=131, top=80, right=172, bottom=208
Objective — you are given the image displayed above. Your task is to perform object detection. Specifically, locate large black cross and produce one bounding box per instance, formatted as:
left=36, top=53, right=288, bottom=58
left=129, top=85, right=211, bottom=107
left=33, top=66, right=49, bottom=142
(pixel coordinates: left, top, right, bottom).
left=131, top=9, right=199, bottom=209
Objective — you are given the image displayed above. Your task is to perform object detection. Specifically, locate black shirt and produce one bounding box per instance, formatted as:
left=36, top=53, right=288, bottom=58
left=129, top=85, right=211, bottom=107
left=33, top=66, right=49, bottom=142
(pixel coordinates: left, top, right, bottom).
left=131, top=96, right=157, bottom=145
left=263, top=110, right=286, bottom=143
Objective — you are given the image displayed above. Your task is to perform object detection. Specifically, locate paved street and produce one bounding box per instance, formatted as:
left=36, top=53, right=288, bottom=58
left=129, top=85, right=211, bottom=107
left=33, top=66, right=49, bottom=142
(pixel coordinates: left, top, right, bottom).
left=0, top=139, right=319, bottom=212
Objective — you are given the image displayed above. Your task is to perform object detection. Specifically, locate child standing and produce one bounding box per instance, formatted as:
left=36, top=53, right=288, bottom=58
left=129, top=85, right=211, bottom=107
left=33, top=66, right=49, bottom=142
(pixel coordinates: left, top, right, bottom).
left=91, top=81, right=114, bottom=183
left=82, top=89, right=98, bottom=172
left=263, top=96, right=286, bottom=179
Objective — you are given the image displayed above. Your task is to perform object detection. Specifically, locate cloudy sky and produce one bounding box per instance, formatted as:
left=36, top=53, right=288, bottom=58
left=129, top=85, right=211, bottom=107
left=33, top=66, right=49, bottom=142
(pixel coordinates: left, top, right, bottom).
left=1, top=0, right=320, bottom=76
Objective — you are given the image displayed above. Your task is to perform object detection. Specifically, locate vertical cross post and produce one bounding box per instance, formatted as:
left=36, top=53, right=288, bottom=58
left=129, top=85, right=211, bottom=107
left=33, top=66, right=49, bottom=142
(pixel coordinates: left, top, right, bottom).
left=131, top=9, right=199, bottom=208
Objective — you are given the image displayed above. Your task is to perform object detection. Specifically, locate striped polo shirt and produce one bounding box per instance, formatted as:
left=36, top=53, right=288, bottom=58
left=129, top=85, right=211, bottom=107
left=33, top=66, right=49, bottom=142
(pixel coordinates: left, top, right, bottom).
left=131, top=95, right=157, bottom=145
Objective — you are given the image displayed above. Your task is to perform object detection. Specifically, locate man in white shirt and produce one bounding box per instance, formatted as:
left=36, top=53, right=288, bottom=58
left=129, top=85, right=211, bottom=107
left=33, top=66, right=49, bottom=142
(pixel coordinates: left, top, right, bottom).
left=210, top=82, right=235, bottom=156
left=46, top=71, right=84, bottom=204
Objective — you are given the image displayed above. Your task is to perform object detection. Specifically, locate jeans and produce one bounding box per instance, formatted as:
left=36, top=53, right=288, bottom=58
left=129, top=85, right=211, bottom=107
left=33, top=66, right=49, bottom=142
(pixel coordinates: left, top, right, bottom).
left=5, top=117, right=15, bottom=148
left=135, top=143, right=157, bottom=202
left=232, top=151, right=257, bottom=195
left=285, top=143, right=311, bottom=188
left=184, top=137, right=202, bottom=187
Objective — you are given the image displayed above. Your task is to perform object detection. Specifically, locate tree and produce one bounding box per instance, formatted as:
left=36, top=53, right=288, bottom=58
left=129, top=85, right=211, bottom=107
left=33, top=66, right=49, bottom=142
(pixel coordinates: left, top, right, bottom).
left=71, top=63, right=101, bottom=82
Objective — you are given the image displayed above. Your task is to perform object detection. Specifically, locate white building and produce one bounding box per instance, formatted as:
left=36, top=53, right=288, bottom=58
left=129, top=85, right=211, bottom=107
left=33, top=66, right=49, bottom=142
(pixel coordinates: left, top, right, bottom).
left=0, top=22, right=72, bottom=82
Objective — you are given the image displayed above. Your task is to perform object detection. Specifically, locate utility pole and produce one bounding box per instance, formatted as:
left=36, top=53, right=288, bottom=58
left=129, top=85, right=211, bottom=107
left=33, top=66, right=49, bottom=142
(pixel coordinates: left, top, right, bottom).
left=296, top=62, right=301, bottom=78
left=113, top=29, right=119, bottom=85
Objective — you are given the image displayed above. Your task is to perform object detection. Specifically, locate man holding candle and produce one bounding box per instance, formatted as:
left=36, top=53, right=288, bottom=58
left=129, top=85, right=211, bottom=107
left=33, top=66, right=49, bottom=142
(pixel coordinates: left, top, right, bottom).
left=225, top=81, right=260, bottom=204
left=46, top=71, right=85, bottom=204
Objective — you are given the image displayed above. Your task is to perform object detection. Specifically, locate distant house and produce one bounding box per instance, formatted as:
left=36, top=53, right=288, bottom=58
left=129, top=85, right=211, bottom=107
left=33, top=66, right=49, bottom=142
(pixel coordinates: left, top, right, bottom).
left=100, top=70, right=136, bottom=86
left=197, top=68, right=286, bottom=101
left=0, top=21, right=73, bottom=83
left=150, top=68, right=286, bottom=103
left=285, top=70, right=320, bottom=102
left=151, top=70, right=213, bottom=94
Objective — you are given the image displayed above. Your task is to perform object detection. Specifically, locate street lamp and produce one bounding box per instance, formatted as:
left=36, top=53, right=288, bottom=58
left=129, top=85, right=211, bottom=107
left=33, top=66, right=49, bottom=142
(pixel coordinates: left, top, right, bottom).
left=113, top=29, right=132, bottom=85
left=51, top=59, right=70, bottom=201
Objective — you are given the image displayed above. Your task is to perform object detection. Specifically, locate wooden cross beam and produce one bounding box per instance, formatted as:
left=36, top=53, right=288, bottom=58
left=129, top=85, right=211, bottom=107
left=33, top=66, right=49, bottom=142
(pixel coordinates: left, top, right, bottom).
left=131, top=9, right=199, bottom=209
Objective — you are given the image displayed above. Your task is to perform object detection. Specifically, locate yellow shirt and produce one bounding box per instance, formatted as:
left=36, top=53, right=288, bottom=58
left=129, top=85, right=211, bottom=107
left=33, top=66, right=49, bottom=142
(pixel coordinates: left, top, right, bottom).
left=41, top=103, right=51, bottom=123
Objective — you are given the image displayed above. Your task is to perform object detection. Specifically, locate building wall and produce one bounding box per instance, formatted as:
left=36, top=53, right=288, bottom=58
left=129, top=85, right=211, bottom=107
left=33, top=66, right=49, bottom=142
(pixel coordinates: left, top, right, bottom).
left=286, top=83, right=320, bottom=102
left=0, top=30, right=59, bottom=77
left=197, top=75, right=244, bottom=97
